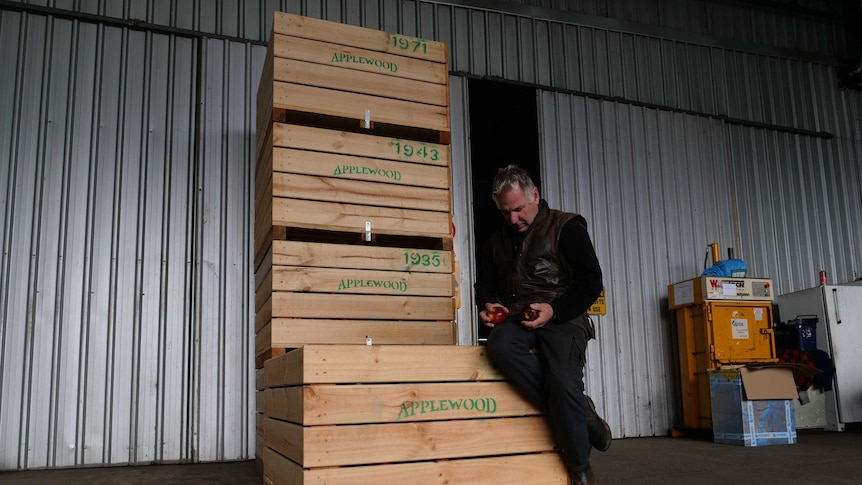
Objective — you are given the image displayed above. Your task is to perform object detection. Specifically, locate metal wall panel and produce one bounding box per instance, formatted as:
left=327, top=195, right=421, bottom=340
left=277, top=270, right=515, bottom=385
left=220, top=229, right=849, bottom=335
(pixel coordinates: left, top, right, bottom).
left=728, top=125, right=862, bottom=295
left=491, top=0, right=846, bottom=55
left=0, top=7, right=257, bottom=469
left=538, top=91, right=736, bottom=437
left=193, top=37, right=260, bottom=463
left=3, top=2, right=848, bottom=132
left=448, top=75, right=477, bottom=345
left=7, top=0, right=845, bottom=57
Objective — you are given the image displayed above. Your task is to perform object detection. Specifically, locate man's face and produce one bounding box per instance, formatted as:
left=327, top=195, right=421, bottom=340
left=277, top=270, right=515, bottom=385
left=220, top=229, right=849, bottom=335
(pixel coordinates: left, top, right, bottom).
left=496, top=183, right=540, bottom=233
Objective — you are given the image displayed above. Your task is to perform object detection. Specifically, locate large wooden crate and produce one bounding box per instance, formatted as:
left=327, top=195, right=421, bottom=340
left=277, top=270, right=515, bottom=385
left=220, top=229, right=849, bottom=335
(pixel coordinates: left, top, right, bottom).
left=262, top=345, right=568, bottom=485
left=254, top=122, right=453, bottom=269
left=254, top=239, right=457, bottom=360
left=256, top=11, right=450, bottom=155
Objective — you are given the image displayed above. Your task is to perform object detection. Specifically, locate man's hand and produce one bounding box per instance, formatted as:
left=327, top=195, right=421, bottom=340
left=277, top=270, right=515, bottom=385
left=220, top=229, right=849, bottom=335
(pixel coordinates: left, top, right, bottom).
left=480, top=303, right=509, bottom=328
left=520, top=302, right=554, bottom=329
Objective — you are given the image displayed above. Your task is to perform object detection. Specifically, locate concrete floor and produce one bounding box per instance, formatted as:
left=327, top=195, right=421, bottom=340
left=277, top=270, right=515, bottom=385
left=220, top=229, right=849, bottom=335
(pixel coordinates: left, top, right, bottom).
left=1, top=428, right=860, bottom=484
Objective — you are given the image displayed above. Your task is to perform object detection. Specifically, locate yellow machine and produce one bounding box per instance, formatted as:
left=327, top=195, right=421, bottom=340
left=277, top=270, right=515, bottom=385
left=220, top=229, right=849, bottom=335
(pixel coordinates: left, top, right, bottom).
left=668, top=276, right=777, bottom=430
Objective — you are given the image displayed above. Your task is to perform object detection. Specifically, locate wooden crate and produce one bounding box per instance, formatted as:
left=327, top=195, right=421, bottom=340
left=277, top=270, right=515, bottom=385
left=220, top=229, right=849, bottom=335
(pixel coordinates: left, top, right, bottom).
left=262, top=345, right=568, bottom=485
left=256, top=11, right=449, bottom=149
left=254, top=240, right=456, bottom=365
left=254, top=122, right=453, bottom=269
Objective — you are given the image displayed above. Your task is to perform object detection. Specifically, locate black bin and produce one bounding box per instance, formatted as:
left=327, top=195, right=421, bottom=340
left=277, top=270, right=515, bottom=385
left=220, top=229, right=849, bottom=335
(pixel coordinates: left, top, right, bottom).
left=775, top=315, right=818, bottom=351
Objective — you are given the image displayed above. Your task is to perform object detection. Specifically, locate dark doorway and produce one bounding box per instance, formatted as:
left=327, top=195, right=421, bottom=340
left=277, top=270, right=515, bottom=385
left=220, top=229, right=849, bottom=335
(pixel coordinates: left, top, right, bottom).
left=468, top=79, right=541, bottom=341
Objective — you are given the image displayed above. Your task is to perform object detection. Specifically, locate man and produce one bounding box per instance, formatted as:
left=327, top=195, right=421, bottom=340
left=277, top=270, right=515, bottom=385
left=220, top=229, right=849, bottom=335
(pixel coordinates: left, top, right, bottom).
left=475, top=164, right=610, bottom=485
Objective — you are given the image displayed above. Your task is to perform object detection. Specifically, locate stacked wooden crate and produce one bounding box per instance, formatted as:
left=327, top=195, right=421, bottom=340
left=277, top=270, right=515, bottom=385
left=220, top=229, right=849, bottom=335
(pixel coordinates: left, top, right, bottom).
left=263, top=345, right=568, bottom=485
left=254, top=11, right=457, bottom=474
left=254, top=12, right=572, bottom=484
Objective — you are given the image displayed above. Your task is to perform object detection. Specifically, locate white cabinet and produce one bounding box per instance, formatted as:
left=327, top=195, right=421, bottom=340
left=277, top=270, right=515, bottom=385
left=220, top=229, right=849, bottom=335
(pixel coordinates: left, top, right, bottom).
left=775, top=284, right=862, bottom=431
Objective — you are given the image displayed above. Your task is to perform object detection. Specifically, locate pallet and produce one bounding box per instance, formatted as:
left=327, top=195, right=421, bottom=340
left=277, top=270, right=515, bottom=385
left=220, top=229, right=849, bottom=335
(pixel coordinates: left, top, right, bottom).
left=261, top=345, right=568, bottom=484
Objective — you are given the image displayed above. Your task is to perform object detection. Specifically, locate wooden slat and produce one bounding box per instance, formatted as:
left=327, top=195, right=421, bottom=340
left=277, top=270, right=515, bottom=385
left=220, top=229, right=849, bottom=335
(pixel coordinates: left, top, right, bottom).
left=273, top=82, right=449, bottom=133
left=256, top=268, right=272, bottom=311
left=255, top=135, right=273, bottom=217
left=266, top=416, right=554, bottom=467
left=271, top=266, right=453, bottom=296
left=255, top=226, right=286, bottom=274
left=266, top=381, right=540, bottom=425
left=256, top=36, right=274, bottom=153
left=263, top=448, right=302, bottom=485
left=254, top=193, right=274, bottom=262
left=271, top=292, right=454, bottom=320
left=255, top=244, right=273, bottom=289
left=273, top=172, right=450, bottom=212
left=274, top=148, right=450, bottom=189
left=256, top=296, right=272, bottom=334
left=272, top=240, right=453, bottom=273
left=273, top=12, right=447, bottom=63
left=273, top=56, right=447, bottom=106
left=256, top=321, right=273, bottom=358
left=256, top=434, right=265, bottom=474
left=256, top=348, right=286, bottom=369
left=266, top=449, right=568, bottom=485
left=272, top=198, right=451, bottom=238
left=254, top=175, right=273, bottom=246
left=265, top=345, right=502, bottom=387
left=256, top=390, right=266, bottom=414
left=270, top=319, right=455, bottom=347
left=256, top=367, right=267, bottom=391
left=273, top=34, right=448, bottom=85
left=273, top=123, right=450, bottom=166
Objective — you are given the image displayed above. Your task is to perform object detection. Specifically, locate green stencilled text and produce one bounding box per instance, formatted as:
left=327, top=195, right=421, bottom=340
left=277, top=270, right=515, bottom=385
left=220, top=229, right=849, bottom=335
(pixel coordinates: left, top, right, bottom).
left=333, top=164, right=402, bottom=181
left=397, top=397, right=498, bottom=420
left=330, top=52, right=398, bottom=73
left=337, top=278, right=408, bottom=293
left=404, top=251, right=442, bottom=268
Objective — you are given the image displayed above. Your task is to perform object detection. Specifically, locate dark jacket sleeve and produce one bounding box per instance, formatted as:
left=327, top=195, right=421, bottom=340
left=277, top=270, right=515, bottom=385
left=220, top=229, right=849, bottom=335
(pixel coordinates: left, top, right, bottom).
left=549, top=218, right=603, bottom=321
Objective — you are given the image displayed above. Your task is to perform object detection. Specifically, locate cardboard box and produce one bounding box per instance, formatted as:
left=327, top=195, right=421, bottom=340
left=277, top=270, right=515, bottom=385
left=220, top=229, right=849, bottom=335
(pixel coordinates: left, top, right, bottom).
left=709, top=367, right=797, bottom=446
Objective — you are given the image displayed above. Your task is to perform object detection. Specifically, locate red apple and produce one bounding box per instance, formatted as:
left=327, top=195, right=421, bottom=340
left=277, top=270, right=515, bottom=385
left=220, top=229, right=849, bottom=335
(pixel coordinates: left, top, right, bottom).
left=521, top=307, right=540, bottom=322
left=488, top=307, right=507, bottom=324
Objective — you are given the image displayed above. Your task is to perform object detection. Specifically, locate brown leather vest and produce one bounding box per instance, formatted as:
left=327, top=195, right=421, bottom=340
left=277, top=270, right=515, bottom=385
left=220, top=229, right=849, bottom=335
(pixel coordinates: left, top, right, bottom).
left=489, top=201, right=576, bottom=313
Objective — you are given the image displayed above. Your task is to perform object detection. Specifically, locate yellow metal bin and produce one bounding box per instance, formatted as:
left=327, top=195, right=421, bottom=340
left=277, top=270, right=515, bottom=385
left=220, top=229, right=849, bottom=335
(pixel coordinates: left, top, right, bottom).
left=668, top=277, right=777, bottom=430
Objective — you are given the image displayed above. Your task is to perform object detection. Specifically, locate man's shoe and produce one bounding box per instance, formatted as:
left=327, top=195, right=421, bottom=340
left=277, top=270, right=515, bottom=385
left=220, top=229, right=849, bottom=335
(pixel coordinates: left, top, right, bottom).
left=585, top=395, right=612, bottom=452
left=570, top=463, right=596, bottom=485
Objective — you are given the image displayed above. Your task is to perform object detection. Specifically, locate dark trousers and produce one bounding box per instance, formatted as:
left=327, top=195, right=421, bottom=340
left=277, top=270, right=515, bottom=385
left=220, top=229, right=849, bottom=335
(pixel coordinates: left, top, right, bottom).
left=486, top=317, right=590, bottom=472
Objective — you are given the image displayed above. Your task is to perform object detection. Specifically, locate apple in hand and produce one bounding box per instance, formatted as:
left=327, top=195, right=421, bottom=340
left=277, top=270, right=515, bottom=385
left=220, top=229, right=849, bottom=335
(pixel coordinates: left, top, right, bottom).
left=521, top=307, right=540, bottom=322
left=488, top=307, right=507, bottom=325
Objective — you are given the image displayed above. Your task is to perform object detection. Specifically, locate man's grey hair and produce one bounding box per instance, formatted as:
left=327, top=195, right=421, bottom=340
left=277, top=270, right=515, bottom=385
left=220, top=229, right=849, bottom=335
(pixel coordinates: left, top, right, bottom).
left=491, top=164, right=537, bottom=204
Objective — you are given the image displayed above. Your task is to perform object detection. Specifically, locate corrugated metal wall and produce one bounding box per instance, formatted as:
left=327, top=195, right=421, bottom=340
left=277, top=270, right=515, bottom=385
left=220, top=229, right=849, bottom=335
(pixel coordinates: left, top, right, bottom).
left=0, top=7, right=258, bottom=468
left=728, top=125, right=862, bottom=293
left=493, top=0, right=847, bottom=56
left=538, top=92, right=736, bottom=436
left=2, top=0, right=861, bottom=469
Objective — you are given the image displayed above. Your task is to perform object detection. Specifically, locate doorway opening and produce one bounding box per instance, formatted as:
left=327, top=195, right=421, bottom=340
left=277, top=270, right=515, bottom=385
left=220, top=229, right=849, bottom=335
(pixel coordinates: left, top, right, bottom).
left=468, top=79, right=541, bottom=341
